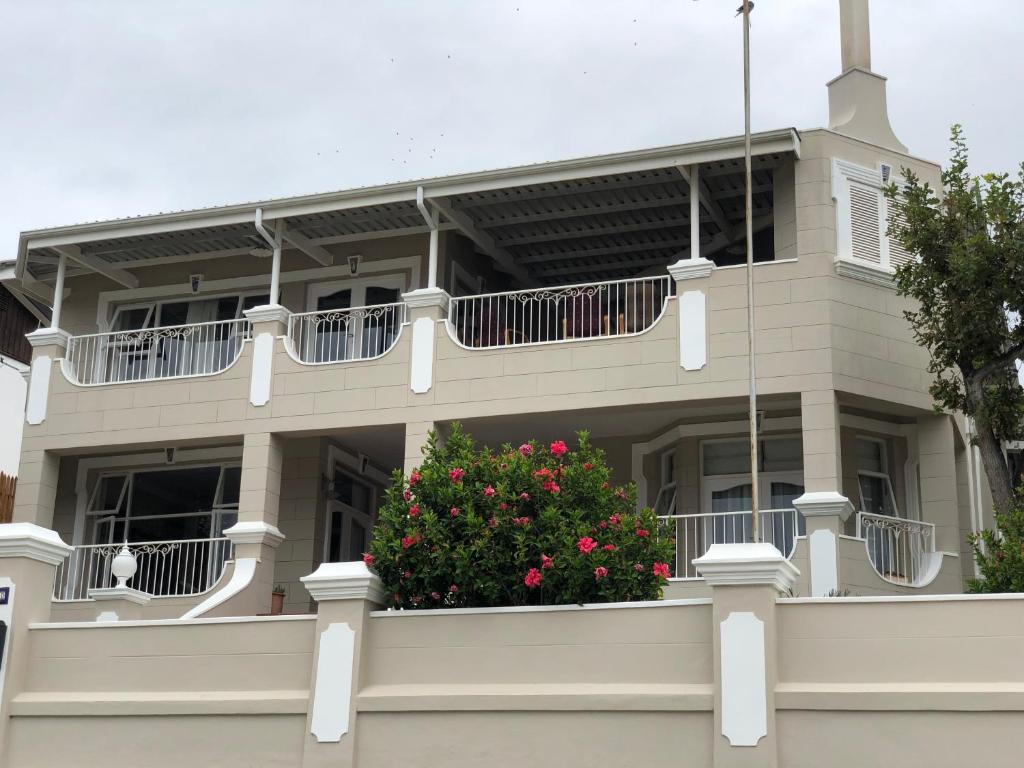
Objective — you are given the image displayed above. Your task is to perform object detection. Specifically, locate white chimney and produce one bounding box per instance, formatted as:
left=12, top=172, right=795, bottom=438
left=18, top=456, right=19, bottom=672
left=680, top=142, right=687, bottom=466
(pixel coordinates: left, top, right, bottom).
left=827, top=0, right=907, bottom=153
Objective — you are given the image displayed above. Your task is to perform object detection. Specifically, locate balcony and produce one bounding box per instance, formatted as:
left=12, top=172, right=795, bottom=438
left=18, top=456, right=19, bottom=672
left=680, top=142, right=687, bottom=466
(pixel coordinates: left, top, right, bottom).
left=856, top=511, right=940, bottom=587
left=62, top=318, right=251, bottom=386
left=285, top=302, right=407, bottom=364
left=446, top=275, right=673, bottom=349
left=53, top=536, right=234, bottom=600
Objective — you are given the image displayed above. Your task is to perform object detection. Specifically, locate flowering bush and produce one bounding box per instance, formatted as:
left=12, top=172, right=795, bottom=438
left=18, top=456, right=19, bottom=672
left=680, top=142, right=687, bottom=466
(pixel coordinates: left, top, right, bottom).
left=367, top=424, right=674, bottom=609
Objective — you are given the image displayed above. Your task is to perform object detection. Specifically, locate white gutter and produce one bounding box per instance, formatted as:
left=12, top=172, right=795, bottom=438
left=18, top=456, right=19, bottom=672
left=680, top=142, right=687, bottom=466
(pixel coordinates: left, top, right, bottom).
left=415, top=186, right=440, bottom=289
left=254, top=208, right=284, bottom=306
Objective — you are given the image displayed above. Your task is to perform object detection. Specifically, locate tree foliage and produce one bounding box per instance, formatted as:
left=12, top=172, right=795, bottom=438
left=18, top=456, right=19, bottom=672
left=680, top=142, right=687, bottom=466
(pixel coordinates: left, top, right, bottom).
left=968, top=494, right=1024, bottom=593
left=886, top=125, right=1024, bottom=511
left=367, top=424, right=674, bottom=609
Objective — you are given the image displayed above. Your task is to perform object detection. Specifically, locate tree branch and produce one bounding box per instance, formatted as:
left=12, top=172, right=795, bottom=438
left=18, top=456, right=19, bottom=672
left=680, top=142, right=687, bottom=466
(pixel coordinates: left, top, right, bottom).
left=974, top=342, right=1024, bottom=383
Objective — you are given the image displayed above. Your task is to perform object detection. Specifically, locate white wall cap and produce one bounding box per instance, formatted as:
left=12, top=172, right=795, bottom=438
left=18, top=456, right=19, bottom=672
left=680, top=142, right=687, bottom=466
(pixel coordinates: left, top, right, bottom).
left=88, top=586, right=152, bottom=605
left=222, top=521, right=285, bottom=548
left=693, top=542, right=799, bottom=592
left=667, top=258, right=714, bottom=281
left=302, top=561, right=386, bottom=604
left=402, top=287, right=450, bottom=311
left=243, top=304, right=291, bottom=325
left=25, top=328, right=70, bottom=349
left=0, top=523, right=72, bottom=565
left=792, top=491, right=855, bottom=521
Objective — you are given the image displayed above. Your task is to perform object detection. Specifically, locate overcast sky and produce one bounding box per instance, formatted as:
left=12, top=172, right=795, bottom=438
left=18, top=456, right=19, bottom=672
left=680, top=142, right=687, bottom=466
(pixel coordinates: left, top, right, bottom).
left=1, top=1, right=1020, bottom=253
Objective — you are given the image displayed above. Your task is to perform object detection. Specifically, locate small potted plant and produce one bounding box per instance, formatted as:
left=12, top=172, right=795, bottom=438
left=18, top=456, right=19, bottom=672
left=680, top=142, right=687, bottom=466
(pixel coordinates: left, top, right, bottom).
left=271, top=584, right=286, bottom=615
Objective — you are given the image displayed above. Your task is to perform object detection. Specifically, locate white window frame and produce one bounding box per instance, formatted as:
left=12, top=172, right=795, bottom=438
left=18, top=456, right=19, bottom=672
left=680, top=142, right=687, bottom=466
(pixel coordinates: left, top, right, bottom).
left=107, top=289, right=269, bottom=333
left=85, top=462, right=242, bottom=544
left=306, top=273, right=407, bottom=314
left=699, top=435, right=805, bottom=514
left=653, top=448, right=677, bottom=516
left=323, top=464, right=377, bottom=564
left=832, top=158, right=910, bottom=287
left=855, top=435, right=901, bottom=519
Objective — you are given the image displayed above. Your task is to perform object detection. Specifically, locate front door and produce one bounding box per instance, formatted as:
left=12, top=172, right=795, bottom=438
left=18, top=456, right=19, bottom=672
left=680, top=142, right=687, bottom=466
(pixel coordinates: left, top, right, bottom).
left=325, top=470, right=376, bottom=563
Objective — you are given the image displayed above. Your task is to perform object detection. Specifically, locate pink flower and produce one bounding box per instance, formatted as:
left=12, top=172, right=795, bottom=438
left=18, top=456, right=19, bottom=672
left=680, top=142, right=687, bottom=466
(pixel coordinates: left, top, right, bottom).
left=409, top=470, right=421, bottom=485
left=409, top=504, right=420, bottom=517
left=524, top=568, right=543, bottom=589
left=449, top=584, right=459, bottom=593
left=487, top=516, right=498, bottom=528
left=602, top=544, right=617, bottom=552
left=499, top=502, right=508, bottom=511
left=449, top=467, right=465, bottom=483
left=363, top=552, right=375, bottom=567
left=652, top=562, right=671, bottom=579
left=520, top=492, right=530, bottom=501
left=634, top=563, right=645, bottom=573
left=594, top=566, right=609, bottom=580
left=534, top=467, right=553, bottom=479
left=403, top=570, right=412, bottom=580
left=598, top=520, right=608, bottom=530
left=615, top=489, right=627, bottom=500
left=519, top=443, right=534, bottom=457
left=512, top=516, right=530, bottom=527
left=449, top=507, right=460, bottom=517
left=608, top=514, right=621, bottom=526
left=541, top=554, right=554, bottom=569
left=431, top=591, right=441, bottom=601
left=636, top=528, right=650, bottom=538
left=583, top=461, right=594, bottom=471
left=601, top=482, right=610, bottom=490
left=543, top=480, right=560, bottom=494
left=484, top=485, right=496, bottom=497
left=577, top=537, right=598, bottom=554
left=549, top=440, right=568, bottom=457
left=403, top=489, right=412, bottom=501
left=401, top=535, right=416, bottom=549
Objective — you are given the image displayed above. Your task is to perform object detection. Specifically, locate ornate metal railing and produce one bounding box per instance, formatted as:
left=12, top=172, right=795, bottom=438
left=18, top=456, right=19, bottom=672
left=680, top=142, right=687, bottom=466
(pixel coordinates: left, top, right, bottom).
left=52, top=537, right=234, bottom=600
left=656, top=508, right=803, bottom=579
left=856, top=511, right=935, bottom=586
left=62, top=318, right=251, bottom=385
left=286, top=302, right=407, bottom=364
left=447, top=275, right=673, bottom=349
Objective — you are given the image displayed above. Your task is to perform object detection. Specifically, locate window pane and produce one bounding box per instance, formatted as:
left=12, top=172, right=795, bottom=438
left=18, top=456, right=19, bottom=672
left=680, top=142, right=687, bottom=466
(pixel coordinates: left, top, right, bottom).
left=218, top=466, right=241, bottom=507
left=711, top=483, right=752, bottom=513
left=242, top=294, right=270, bottom=312
left=346, top=519, right=367, bottom=562
left=761, top=438, right=803, bottom=472
left=130, top=467, right=221, bottom=518
left=332, top=472, right=370, bottom=511
left=703, top=441, right=748, bottom=475
left=857, top=439, right=884, bottom=473
left=859, top=474, right=896, bottom=516
left=158, top=302, right=189, bottom=327
left=112, top=307, right=152, bottom=331
left=318, top=289, right=352, bottom=312
left=90, top=475, right=127, bottom=513
left=663, top=452, right=676, bottom=484
left=365, top=286, right=399, bottom=306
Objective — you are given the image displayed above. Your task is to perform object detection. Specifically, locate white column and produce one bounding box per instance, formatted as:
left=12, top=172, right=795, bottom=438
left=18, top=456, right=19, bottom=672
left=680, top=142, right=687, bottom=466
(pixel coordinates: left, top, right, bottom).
left=50, top=254, right=67, bottom=330
left=427, top=226, right=439, bottom=289
left=690, top=164, right=701, bottom=261
left=269, top=228, right=283, bottom=306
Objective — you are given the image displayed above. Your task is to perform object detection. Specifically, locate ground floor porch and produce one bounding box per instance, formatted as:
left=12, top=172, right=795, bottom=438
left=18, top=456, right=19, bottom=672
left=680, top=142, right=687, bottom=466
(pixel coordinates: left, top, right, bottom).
left=15, top=387, right=983, bottom=622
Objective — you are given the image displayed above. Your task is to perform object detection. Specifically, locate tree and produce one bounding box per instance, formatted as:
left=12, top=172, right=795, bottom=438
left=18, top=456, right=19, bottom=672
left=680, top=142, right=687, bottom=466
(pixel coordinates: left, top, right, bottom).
left=886, top=126, right=1024, bottom=512
left=968, top=497, right=1024, bottom=593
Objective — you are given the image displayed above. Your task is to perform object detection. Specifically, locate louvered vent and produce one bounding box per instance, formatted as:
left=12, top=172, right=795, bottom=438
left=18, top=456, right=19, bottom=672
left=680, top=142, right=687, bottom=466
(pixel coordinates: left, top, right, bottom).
left=885, top=194, right=914, bottom=268
left=849, top=181, right=882, bottom=265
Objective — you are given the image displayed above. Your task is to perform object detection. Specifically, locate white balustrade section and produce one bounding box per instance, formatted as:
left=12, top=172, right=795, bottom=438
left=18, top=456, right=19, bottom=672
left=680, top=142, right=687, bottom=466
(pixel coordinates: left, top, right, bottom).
left=53, top=537, right=234, bottom=600
left=657, top=508, right=802, bottom=579
left=63, top=319, right=251, bottom=385
left=287, top=302, right=408, bottom=364
left=856, top=511, right=936, bottom=586
left=447, top=275, right=673, bottom=349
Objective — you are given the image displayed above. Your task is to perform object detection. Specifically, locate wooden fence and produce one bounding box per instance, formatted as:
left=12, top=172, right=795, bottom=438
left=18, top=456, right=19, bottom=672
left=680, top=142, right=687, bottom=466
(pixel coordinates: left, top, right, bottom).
left=0, top=472, right=15, bottom=523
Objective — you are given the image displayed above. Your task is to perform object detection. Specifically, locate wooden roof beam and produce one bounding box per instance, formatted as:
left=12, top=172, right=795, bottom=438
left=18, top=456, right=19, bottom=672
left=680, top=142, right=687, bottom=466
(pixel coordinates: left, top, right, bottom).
left=677, top=165, right=731, bottom=236
left=53, top=244, right=139, bottom=289
left=428, top=196, right=532, bottom=285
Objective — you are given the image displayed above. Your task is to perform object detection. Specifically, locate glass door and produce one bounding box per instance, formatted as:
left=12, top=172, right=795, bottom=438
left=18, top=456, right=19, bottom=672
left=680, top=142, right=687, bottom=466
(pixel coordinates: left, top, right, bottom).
left=325, top=470, right=375, bottom=563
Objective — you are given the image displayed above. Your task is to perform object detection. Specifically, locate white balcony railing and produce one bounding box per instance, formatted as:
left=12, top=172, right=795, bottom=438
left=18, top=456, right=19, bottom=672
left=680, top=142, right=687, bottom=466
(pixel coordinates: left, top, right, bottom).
left=63, top=319, right=251, bottom=385
left=52, top=537, right=234, bottom=601
left=447, top=275, right=673, bottom=349
left=657, top=508, right=803, bottom=580
left=286, top=302, right=408, bottom=364
left=856, top=511, right=936, bottom=587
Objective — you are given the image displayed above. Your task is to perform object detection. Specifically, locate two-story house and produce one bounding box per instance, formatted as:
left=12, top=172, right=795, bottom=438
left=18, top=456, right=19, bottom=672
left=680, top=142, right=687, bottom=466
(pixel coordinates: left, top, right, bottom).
left=2, top=1, right=988, bottom=620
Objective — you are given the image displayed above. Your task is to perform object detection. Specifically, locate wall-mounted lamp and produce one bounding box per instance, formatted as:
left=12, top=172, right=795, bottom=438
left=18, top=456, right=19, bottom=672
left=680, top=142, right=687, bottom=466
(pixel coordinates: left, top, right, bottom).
left=347, top=254, right=362, bottom=276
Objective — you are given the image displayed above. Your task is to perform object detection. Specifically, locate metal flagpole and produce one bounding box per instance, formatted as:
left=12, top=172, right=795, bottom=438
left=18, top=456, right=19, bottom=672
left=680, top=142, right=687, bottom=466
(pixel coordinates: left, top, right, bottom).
left=742, top=0, right=760, bottom=543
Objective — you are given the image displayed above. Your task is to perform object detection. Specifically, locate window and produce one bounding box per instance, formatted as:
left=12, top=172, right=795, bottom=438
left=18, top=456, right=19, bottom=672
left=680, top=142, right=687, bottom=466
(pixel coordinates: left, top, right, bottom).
left=85, top=463, right=241, bottom=544
left=700, top=436, right=805, bottom=554
left=856, top=437, right=899, bottom=518
left=653, top=449, right=677, bottom=516
left=833, top=159, right=913, bottom=282
left=110, top=292, right=268, bottom=331
left=325, top=468, right=376, bottom=563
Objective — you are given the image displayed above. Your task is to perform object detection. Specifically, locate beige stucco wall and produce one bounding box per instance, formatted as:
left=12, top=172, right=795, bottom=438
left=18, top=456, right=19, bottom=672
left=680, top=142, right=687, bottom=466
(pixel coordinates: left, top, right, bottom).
left=5, top=593, right=1024, bottom=767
